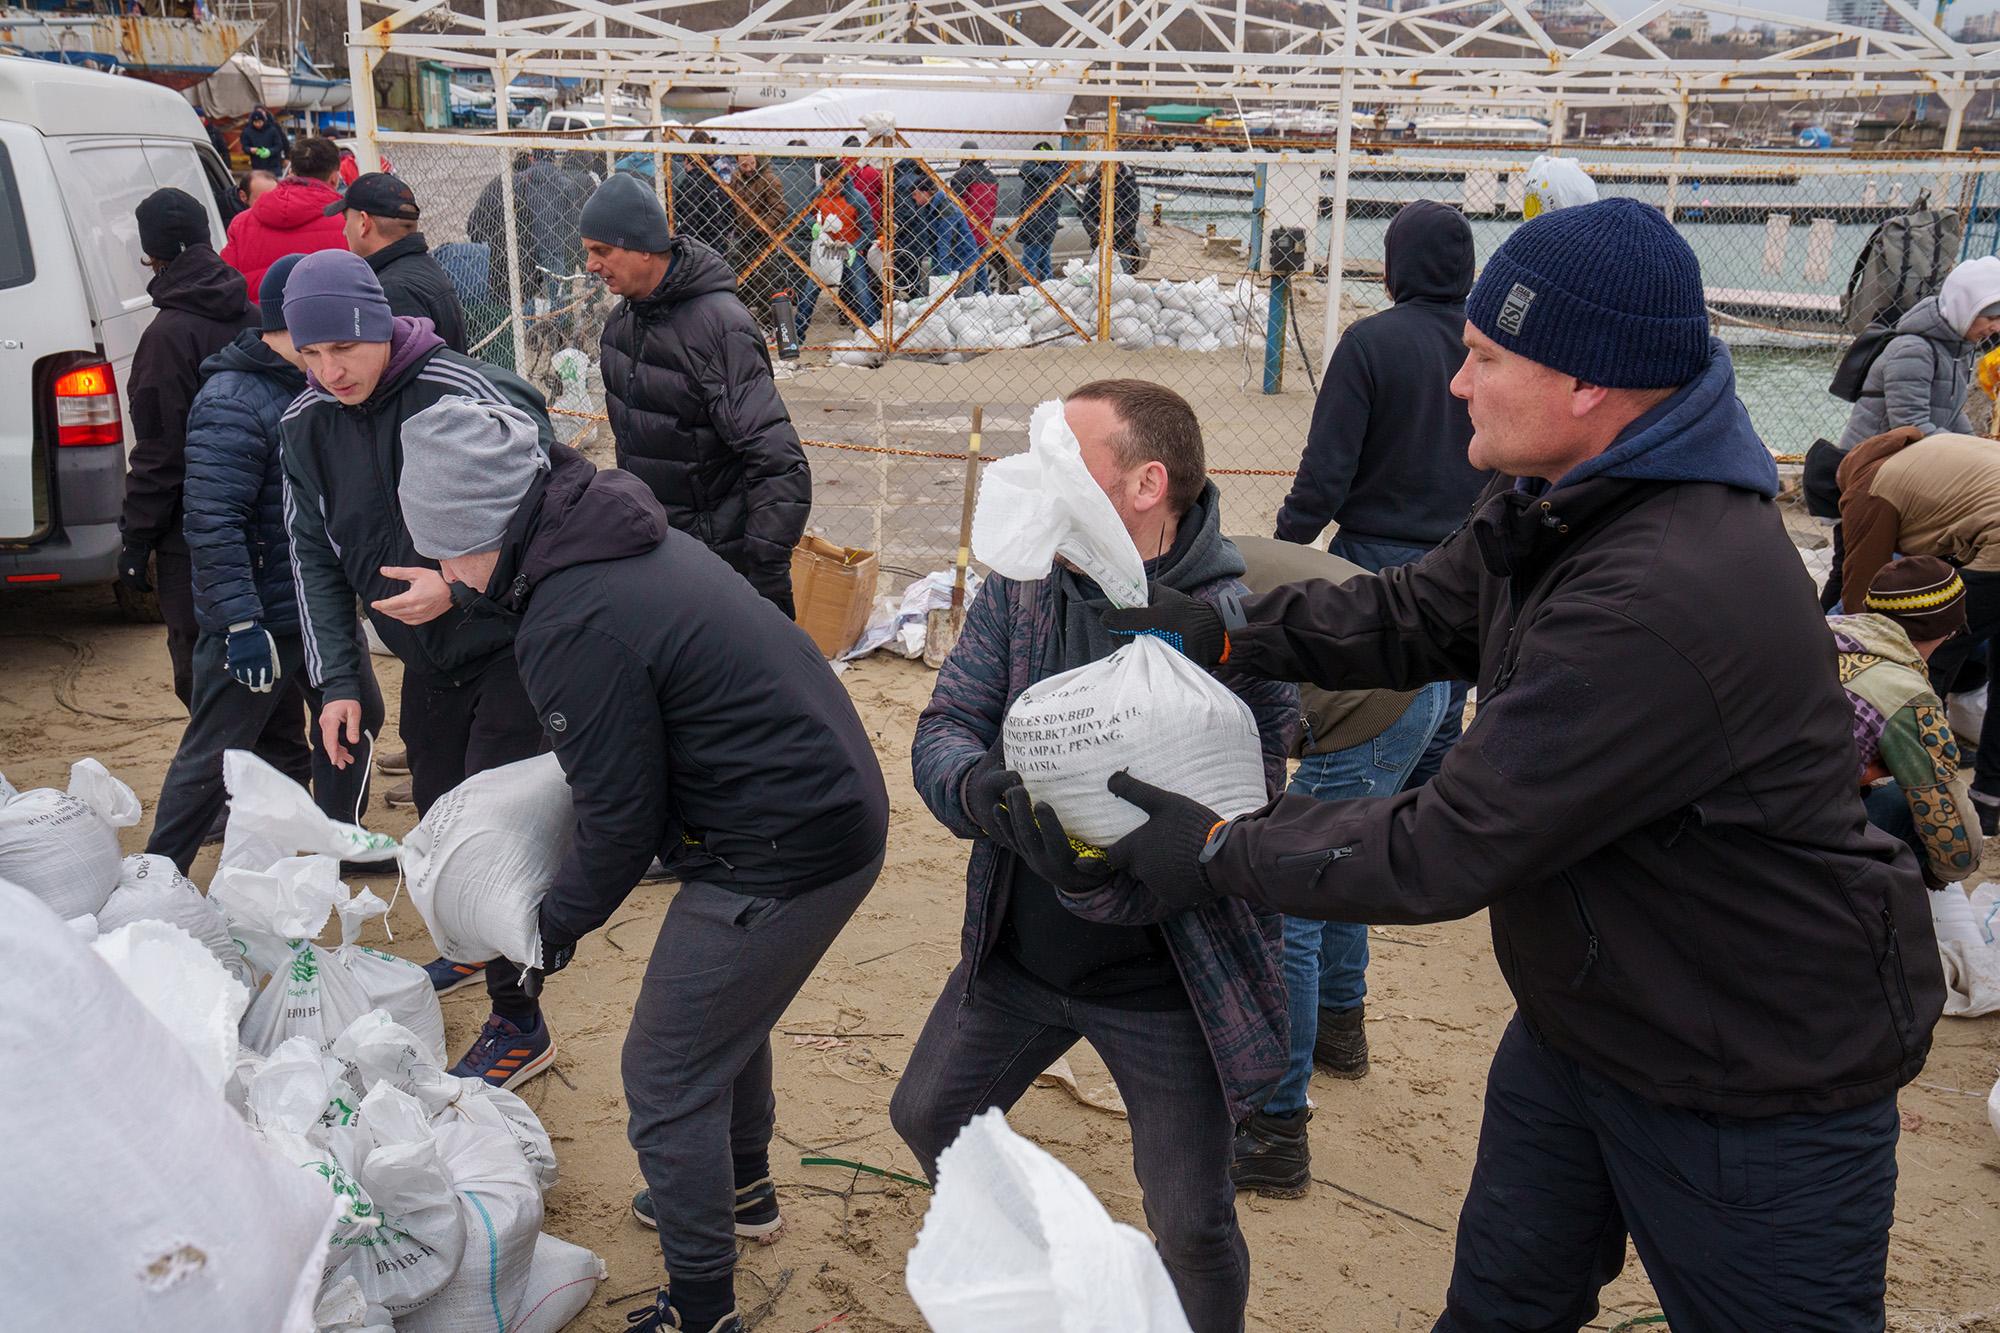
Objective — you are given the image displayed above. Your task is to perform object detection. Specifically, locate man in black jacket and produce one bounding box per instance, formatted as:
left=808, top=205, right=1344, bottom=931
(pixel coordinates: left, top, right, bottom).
left=1099, top=199, right=1945, bottom=1329
left=394, top=412, right=888, bottom=1333
left=328, top=172, right=468, bottom=352
left=582, top=172, right=810, bottom=615
left=239, top=106, right=287, bottom=168
left=147, top=254, right=383, bottom=870
left=1276, top=200, right=1490, bottom=788
left=119, top=187, right=259, bottom=710
left=278, top=249, right=560, bottom=1089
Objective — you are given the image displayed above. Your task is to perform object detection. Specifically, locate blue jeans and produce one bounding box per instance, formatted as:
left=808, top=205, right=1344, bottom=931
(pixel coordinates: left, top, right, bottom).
left=1023, top=242, right=1053, bottom=282
left=1329, top=532, right=1465, bottom=789
left=1266, top=680, right=1449, bottom=1115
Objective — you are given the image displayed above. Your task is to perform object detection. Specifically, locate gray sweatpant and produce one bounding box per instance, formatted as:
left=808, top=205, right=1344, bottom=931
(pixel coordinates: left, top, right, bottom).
left=622, top=854, right=881, bottom=1287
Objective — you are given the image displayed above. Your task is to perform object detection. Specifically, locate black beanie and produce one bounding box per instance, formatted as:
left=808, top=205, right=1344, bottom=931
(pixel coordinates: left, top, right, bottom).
left=136, top=188, right=210, bottom=263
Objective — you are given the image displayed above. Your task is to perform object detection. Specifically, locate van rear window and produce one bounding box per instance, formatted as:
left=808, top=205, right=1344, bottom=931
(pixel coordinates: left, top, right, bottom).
left=0, top=145, right=31, bottom=291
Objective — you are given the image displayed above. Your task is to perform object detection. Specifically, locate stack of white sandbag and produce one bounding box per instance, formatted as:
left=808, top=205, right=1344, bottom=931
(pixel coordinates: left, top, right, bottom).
left=972, top=400, right=1270, bottom=846
left=0, top=758, right=142, bottom=918
left=829, top=263, right=1268, bottom=366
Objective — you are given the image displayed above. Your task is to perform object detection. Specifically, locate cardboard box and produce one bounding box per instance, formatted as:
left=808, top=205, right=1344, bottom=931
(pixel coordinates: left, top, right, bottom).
left=791, top=536, right=878, bottom=658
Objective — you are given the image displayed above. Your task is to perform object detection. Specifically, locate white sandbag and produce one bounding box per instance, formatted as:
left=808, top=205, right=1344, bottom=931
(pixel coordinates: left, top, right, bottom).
left=404, top=752, right=572, bottom=971
left=334, top=1010, right=559, bottom=1191
left=330, top=890, right=446, bottom=1062
left=0, top=758, right=139, bottom=917
left=101, top=853, right=254, bottom=989
left=220, top=749, right=398, bottom=875
left=1005, top=635, right=1269, bottom=847
left=1931, top=883, right=2000, bottom=1017
left=397, top=1118, right=544, bottom=1333
left=92, top=919, right=248, bottom=1091
left=212, top=853, right=351, bottom=989
left=906, top=1109, right=1192, bottom=1333
left=0, top=879, right=335, bottom=1333
left=971, top=399, right=1147, bottom=609
left=246, top=1035, right=363, bottom=1134
left=331, top=1084, right=469, bottom=1315
left=65, top=911, right=99, bottom=939
left=314, top=1277, right=394, bottom=1333
left=1949, top=685, right=1986, bottom=745
left=512, top=1234, right=608, bottom=1333
left=1522, top=154, right=1597, bottom=218
left=1989, top=1071, right=2000, bottom=1144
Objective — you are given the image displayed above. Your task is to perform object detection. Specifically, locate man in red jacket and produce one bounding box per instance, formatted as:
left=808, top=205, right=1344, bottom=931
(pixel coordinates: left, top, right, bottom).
left=222, top=136, right=349, bottom=298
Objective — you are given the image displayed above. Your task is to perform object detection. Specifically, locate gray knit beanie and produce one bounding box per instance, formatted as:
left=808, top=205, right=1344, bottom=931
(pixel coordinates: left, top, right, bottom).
left=580, top=172, right=673, bottom=253
left=398, top=396, right=549, bottom=560
left=283, top=248, right=394, bottom=348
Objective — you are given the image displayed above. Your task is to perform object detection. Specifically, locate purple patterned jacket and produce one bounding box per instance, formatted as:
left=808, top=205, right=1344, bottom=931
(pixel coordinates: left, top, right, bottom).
left=911, top=506, right=1298, bottom=1122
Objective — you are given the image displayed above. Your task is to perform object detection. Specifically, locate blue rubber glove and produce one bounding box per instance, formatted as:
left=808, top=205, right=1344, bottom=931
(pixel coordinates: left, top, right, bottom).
left=225, top=622, right=280, bottom=693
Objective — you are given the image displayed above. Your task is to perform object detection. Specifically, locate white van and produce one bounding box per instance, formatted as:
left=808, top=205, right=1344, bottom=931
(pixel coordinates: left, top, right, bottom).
left=0, top=56, right=238, bottom=614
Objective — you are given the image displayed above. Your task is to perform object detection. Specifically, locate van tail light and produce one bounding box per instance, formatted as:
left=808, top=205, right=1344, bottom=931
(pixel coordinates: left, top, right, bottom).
left=53, top=361, right=121, bottom=447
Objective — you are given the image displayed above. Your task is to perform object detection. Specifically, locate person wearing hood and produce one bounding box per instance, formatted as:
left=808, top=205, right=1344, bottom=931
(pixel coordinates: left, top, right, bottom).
left=326, top=171, right=467, bottom=353
left=901, top=380, right=1299, bottom=1333
left=239, top=107, right=288, bottom=168
left=949, top=144, right=999, bottom=294
left=1839, top=255, right=2000, bottom=450
left=277, top=249, right=561, bottom=1088
left=1837, top=427, right=2000, bottom=832
left=1276, top=199, right=1491, bottom=790
left=1828, top=555, right=1980, bottom=887
left=119, top=187, right=259, bottom=710
left=1015, top=143, right=1072, bottom=283
left=394, top=412, right=888, bottom=1333
left=145, top=254, right=384, bottom=871
left=583, top=172, right=810, bottom=615
left=221, top=135, right=350, bottom=298
left=1098, top=200, right=1942, bottom=1330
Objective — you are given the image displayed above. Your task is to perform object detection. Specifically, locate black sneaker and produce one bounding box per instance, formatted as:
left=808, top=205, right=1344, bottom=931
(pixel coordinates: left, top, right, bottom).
left=623, top=1290, right=742, bottom=1333
left=1313, top=1004, right=1370, bottom=1079
left=1974, top=790, right=2000, bottom=838
left=1231, top=1108, right=1311, bottom=1199
left=632, top=1178, right=784, bottom=1240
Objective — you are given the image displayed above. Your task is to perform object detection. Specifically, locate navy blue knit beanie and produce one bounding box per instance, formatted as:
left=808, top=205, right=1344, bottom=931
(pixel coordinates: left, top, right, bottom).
left=1466, top=197, right=1710, bottom=389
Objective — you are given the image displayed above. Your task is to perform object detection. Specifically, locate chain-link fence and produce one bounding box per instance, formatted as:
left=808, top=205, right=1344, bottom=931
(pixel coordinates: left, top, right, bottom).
left=377, top=126, right=2000, bottom=573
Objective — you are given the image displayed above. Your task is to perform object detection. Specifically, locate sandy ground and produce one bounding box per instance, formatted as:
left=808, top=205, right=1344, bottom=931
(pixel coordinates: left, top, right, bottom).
left=3, top=569, right=1998, bottom=1333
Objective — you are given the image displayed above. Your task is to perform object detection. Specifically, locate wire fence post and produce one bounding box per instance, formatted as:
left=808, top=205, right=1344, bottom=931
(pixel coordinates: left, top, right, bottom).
left=344, top=0, right=380, bottom=173
left=1665, top=90, right=1688, bottom=224
left=1098, top=101, right=1118, bottom=342
left=1320, top=0, right=1358, bottom=362
left=484, top=0, right=528, bottom=377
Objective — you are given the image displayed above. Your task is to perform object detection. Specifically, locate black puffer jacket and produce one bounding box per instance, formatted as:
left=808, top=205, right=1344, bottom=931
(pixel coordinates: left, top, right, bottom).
left=183, top=330, right=306, bottom=634
left=500, top=444, right=887, bottom=939
left=1216, top=346, right=1943, bottom=1118
left=600, top=237, right=810, bottom=614
left=1275, top=200, right=1488, bottom=549
left=366, top=232, right=468, bottom=353
left=120, top=245, right=258, bottom=554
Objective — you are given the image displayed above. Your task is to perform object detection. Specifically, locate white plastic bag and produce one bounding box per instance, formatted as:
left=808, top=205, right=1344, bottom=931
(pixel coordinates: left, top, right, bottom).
left=512, top=1234, right=607, bottom=1333
left=397, top=1118, right=545, bottom=1333
left=0, top=879, right=336, bottom=1333
left=91, top=919, right=249, bottom=1092
left=100, top=853, right=254, bottom=989
left=1005, top=634, right=1270, bottom=847
left=1522, top=154, right=1597, bottom=218
left=330, top=1084, right=469, bottom=1315
left=906, top=1109, right=1192, bottom=1333
left=403, top=753, right=572, bottom=970
left=1949, top=685, right=1987, bottom=746
left=1930, top=883, right=2000, bottom=1017
left=220, top=749, right=399, bottom=875
left=971, top=399, right=1148, bottom=609
left=0, top=758, right=140, bottom=917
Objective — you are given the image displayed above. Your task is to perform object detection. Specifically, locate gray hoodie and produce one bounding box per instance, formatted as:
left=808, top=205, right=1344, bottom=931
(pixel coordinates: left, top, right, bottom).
left=1839, top=294, right=1976, bottom=448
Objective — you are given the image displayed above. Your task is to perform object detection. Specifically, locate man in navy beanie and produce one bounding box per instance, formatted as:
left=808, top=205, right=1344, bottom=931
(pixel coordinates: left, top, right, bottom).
left=1092, top=197, right=1944, bottom=1329
left=277, top=247, right=567, bottom=1090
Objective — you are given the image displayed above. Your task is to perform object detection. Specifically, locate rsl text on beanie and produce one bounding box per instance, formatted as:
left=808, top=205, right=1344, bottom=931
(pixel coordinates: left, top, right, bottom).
left=282, top=249, right=394, bottom=349
left=1466, top=197, right=1711, bottom=389
left=398, top=395, right=549, bottom=561
left=579, top=172, right=673, bottom=253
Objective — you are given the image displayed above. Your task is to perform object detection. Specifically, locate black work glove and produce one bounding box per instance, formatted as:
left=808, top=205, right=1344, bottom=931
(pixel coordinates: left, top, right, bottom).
left=961, top=746, right=1015, bottom=840
left=996, top=784, right=1113, bottom=895
left=117, top=541, right=153, bottom=594
left=1101, top=584, right=1231, bottom=670
left=522, top=910, right=578, bottom=999
left=1103, top=771, right=1227, bottom=912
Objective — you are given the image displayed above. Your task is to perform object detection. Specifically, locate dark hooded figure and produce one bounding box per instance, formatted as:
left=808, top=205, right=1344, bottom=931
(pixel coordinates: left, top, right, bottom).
left=239, top=107, right=288, bottom=167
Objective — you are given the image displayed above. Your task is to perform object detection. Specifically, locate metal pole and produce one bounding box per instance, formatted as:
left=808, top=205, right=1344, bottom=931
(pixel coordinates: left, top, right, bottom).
left=345, top=0, right=380, bottom=172
left=1263, top=274, right=1289, bottom=393
left=1320, top=0, right=1359, bottom=361
left=1664, top=90, right=1688, bottom=224
left=1097, top=99, right=1118, bottom=343
left=1248, top=162, right=1268, bottom=273
left=598, top=16, right=615, bottom=178
left=487, top=0, right=527, bottom=376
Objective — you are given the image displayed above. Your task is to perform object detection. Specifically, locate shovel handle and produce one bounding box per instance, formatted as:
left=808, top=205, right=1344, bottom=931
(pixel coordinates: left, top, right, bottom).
left=951, top=406, right=983, bottom=611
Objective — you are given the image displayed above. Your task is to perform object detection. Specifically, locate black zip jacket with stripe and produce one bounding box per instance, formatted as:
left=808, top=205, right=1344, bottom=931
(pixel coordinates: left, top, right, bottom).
left=278, top=318, right=554, bottom=702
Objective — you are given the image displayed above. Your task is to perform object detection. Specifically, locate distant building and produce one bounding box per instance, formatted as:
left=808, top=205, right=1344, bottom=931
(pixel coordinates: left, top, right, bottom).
left=1723, top=21, right=1780, bottom=44
left=1957, top=10, right=2000, bottom=41
left=1644, top=8, right=1712, bottom=41
left=1827, top=0, right=1913, bottom=34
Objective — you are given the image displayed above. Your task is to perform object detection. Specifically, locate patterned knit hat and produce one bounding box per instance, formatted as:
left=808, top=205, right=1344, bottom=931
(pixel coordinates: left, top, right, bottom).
left=1865, top=556, right=1967, bottom=643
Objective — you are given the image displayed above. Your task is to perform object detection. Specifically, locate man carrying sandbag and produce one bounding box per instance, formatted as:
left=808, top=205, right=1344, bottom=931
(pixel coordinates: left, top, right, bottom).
left=393, top=406, right=888, bottom=1333
left=1093, top=199, right=1945, bottom=1330
left=899, top=379, right=1297, bottom=1333
left=278, top=249, right=562, bottom=1089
